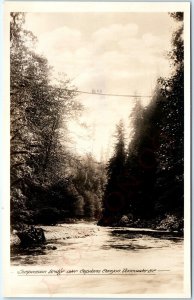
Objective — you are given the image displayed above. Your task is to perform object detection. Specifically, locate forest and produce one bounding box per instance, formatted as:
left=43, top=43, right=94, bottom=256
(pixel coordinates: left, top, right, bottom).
left=10, top=12, right=184, bottom=234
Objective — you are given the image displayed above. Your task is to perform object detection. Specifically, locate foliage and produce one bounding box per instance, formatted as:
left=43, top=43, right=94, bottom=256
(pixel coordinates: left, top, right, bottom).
left=10, top=12, right=184, bottom=230
left=10, top=13, right=83, bottom=227
left=103, top=120, right=127, bottom=217
left=156, top=12, right=184, bottom=216
left=156, top=214, right=184, bottom=231
left=72, top=154, right=106, bottom=219
left=100, top=13, right=184, bottom=228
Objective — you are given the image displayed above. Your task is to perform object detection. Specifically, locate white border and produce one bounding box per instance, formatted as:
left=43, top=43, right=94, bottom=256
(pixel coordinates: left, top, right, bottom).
left=3, top=2, right=191, bottom=298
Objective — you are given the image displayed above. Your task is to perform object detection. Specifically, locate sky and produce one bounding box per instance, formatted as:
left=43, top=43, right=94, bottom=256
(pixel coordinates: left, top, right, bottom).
left=24, top=12, right=176, bottom=161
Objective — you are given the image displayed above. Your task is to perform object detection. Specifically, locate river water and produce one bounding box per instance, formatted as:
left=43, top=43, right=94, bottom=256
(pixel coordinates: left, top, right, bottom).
left=10, top=223, right=184, bottom=296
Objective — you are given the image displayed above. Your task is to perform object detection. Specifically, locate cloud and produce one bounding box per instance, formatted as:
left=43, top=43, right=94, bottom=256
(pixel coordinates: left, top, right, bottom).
left=34, top=22, right=171, bottom=96
left=37, top=26, right=83, bottom=54
left=26, top=19, right=172, bottom=160
left=142, top=33, right=166, bottom=48
left=93, top=23, right=138, bottom=44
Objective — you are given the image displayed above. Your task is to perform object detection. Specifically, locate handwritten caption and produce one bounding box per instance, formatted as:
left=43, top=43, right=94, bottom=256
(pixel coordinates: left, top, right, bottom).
left=17, top=268, right=162, bottom=276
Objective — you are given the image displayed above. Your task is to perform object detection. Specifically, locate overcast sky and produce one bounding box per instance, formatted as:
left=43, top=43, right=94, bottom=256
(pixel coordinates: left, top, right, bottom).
left=24, top=13, right=176, bottom=161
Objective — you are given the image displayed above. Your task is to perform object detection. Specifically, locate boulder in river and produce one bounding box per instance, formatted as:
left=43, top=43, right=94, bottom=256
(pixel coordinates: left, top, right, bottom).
left=17, top=226, right=46, bottom=246
left=46, top=245, right=57, bottom=250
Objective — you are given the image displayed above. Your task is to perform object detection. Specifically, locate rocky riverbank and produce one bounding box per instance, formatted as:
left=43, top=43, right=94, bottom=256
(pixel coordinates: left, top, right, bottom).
left=11, top=214, right=183, bottom=247
left=11, top=223, right=99, bottom=246
left=98, top=214, right=184, bottom=234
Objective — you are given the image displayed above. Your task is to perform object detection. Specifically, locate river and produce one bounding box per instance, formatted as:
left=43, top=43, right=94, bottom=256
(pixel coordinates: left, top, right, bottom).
left=10, top=223, right=184, bottom=296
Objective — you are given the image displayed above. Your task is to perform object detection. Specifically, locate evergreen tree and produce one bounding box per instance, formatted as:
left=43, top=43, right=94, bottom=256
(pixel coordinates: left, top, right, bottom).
left=156, top=12, right=184, bottom=216
left=99, top=12, right=184, bottom=228
left=125, top=92, right=162, bottom=218
left=101, top=120, right=127, bottom=222
left=125, top=12, right=184, bottom=220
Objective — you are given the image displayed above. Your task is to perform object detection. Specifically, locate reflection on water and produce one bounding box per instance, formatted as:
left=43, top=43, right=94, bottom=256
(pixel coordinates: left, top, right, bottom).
left=11, top=245, right=47, bottom=257
left=102, top=243, right=153, bottom=251
left=10, top=224, right=184, bottom=295
left=11, top=224, right=183, bottom=265
left=111, top=228, right=183, bottom=238
left=103, top=229, right=183, bottom=252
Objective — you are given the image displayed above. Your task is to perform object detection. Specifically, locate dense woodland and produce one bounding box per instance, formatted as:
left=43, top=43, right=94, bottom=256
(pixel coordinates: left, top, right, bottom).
left=10, top=13, right=184, bottom=232
left=10, top=13, right=106, bottom=227
left=99, top=12, right=184, bottom=230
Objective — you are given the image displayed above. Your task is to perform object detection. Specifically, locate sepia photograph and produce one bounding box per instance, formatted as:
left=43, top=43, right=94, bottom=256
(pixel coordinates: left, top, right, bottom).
left=3, top=1, right=190, bottom=297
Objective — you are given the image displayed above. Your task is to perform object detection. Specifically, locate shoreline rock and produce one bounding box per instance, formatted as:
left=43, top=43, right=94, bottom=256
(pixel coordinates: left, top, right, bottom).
left=98, top=214, right=184, bottom=236
left=14, top=226, right=46, bottom=247
left=11, top=224, right=98, bottom=246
